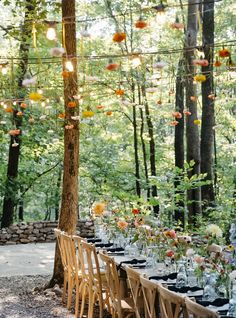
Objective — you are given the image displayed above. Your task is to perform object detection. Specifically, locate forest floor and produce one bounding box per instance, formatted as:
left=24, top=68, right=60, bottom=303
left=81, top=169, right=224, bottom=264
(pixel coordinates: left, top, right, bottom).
left=0, top=243, right=111, bottom=317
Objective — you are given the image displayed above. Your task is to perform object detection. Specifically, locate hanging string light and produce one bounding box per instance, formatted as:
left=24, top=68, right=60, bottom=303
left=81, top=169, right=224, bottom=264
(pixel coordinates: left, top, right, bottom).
left=46, top=22, right=57, bottom=41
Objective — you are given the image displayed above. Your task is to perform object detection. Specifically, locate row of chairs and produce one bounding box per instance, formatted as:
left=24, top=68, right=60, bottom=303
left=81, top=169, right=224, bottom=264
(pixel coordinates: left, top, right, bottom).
left=54, top=229, right=219, bottom=318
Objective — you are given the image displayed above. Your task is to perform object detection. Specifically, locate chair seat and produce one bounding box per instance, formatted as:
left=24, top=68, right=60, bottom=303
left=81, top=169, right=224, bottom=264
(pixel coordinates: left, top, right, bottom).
left=121, top=297, right=135, bottom=311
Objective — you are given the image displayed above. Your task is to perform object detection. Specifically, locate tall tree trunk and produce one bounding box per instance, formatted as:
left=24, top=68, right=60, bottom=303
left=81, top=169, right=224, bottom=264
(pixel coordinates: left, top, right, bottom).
left=50, top=0, right=79, bottom=286
left=174, top=59, right=185, bottom=225
left=18, top=199, right=24, bottom=221
left=185, top=0, right=202, bottom=225
left=1, top=1, right=35, bottom=228
left=55, top=166, right=62, bottom=221
left=200, top=0, right=215, bottom=212
left=141, top=86, right=159, bottom=215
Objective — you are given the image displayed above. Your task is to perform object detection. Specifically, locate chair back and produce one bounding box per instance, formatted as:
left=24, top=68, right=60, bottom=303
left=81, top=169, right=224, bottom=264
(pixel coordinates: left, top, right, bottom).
left=140, top=276, right=158, bottom=318
left=99, top=250, right=122, bottom=317
left=73, top=235, right=87, bottom=278
left=158, top=283, right=188, bottom=318
left=126, top=266, right=142, bottom=318
left=185, top=297, right=219, bottom=318
left=61, top=232, right=79, bottom=275
left=54, top=228, right=67, bottom=270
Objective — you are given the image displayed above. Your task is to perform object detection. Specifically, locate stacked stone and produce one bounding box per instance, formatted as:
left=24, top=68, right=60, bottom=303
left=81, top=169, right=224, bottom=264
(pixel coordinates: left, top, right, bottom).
left=0, top=220, right=94, bottom=245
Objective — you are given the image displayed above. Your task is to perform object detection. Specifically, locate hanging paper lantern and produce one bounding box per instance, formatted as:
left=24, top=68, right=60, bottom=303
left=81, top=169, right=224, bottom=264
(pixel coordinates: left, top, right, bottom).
left=193, top=59, right=209, bottom=67
left=82, top=110, right=94, bottom=118
left=106, top=60, right=120, bottom=71
left=169, top=121, right=179, bottom=126
left=115, top=89, right=125, bottom=96
left=218, top=47, right=230, bottom=58
left=214, top=58, right=222, bottom=67
left=16, top=111, right=23, bottom=116
left=67, top=101, right=77, bottom=108
left=5, top=107, right=13, bottom=113
left=194, top=74, right=206, bottom=82
left=135, top=18, right=148, bottom=29
left=58, top=113, right=65, bottom=119
left=113, top=32, right=126, bottom=43
left=8, top=129, right=20, bottom=136
left=172, top=112, right=182, bottom=119
left=194, top=119, right=201, bottom=125
left=29, top=92, right=43, bottom=102
left=20, top=103, right=27, bottom=109
left=184, top=110, right=191, bottom=116
left=106, top=111, right=113, bottom=116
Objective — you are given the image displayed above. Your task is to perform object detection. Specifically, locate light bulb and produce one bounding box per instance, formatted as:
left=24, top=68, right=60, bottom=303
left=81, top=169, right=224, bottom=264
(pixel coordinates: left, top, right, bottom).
left=46, top=27, right=57, bottom=41
left=65, top=60, right=74, bottom=72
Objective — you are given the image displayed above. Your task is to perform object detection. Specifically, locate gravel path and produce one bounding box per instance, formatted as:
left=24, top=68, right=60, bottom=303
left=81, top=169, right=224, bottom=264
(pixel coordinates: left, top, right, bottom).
left=0, top=275, right=74, bottom=318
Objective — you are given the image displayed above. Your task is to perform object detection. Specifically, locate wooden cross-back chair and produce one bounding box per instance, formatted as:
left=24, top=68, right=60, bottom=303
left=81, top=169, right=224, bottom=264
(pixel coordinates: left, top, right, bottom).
left=185, top=297, right=219, bottom=318
left=125, top=266, right=143, bottom=318
left=81, top=241, right=110, bottom=318
left=158, top=283, right=188, bottom=318
left=60, top=232, right=81, bottom=311
left=54, top=229, right=68, bottom=304
left=139, top=276, right=159, bottom=318
left=99, top=250, right=135, bottom=318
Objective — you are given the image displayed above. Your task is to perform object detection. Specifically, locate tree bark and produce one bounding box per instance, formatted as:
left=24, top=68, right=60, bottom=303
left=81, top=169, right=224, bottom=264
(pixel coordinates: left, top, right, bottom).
left=1, top=1, right=35, bottom=228
left=174, top=59, right=185, bottom=225
left=141, top=86, right=159, bottom=215
left=50, top=0, right=79, bottom=286
left=55, top=166, right=62, bottom=221
left=185, top=0, right=202, bottom=225
left=200, top=0, right=215, bottom=211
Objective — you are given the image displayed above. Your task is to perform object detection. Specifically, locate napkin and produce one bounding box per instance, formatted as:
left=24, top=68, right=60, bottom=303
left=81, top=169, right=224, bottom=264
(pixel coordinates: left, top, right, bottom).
left=197, top=298, right=229, bottom=307
left=95, top=243, right=113, bottom=248
left=106, top=247, right=124, bottom=252
left=118, top=259, right=146, bottom=270
left=87, top=238, right=102, bottom=243
left=149, top=273, right=177, bottom=281
left=168, top=285, right=202, bottom=294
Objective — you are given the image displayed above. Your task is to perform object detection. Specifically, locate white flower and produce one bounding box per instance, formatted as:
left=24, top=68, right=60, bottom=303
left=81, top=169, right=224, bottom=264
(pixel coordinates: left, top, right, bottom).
left=186, top=248, right=195, bottom=257
left=206, top=224, right=223, bottom=238
left=229, top=270, right=236, bottom=282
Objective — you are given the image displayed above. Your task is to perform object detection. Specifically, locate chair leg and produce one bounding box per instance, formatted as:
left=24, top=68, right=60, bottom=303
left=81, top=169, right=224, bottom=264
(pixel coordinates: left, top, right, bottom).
left=67, top=275, right=73, bottom=310
left=75, top=278, right=81, bottom=318
left=88, top=290, right=95, bottom=318
left=62, top=272, right=68, bottom=304
left=80, top=284, right=87, bottom=318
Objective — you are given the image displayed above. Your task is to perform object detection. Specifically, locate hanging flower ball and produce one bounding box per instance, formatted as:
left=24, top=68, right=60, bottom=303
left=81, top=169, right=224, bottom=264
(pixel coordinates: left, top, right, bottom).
left=170, top=17, right=184, bottom=29
left=184, top=110, right=191, bottom=116
left=214, top=58, right=222, bottom=67
left=20, top=103, right=27, bottom=109
left=92, top=202, right=106, bottom=216
left=106, top=111, right=113, bottom=116
left=62, top=70, right=70, bottom=78
left=172, top=112, right=182, bottom=119
left=82, top=110, right=94, bottom=118
left=193, top=59, right=209, bottom=67
left=190, top=96, right=197, bottom=101
left=208, top=93, right=216, bottom=100
left=218, top=47, right=230, bottom=58
left=58, top=113, right=65, bottom=119
left=16, top=111, right=23, bottom=116
left=28, top=117, right=35, bottom=123
left=113, top=32, right=126, bottom=43
left=115, top=89, right=125, bottom=96
left=169, top=121, right=179, bottom=126
left=106, top=61, right=120, bottom=71
left=67, top=101, right=77, bottom=108
left=135, top=18, right=148, bottom=29
left=117, top=220, right=128, bottom=230
left=8, top=129, right=20, bottom=136
left=194, top=74, right=206, bottom=82
left=5, top=107, right=13, bottom=113
left=194, top=119, right=201, bottom=125
left=29, top=92, right=43, bottom=102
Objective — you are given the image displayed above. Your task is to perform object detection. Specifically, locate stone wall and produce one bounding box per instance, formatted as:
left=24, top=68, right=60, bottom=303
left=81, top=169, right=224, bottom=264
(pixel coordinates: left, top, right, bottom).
left=0, top=220, right=94, bottom=245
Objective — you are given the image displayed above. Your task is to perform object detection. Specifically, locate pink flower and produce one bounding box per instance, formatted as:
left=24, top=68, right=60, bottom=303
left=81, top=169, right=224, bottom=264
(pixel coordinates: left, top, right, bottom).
left=195, top=255, right=204, bottom=264
left=166, top=250, right=175, bottom=258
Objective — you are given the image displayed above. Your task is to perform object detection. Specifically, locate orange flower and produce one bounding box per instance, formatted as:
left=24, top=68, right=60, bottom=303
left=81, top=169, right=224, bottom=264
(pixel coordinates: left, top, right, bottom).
left=172, top=112, right=182, bottom=119
left=67, top=101, right=76, bottom=108
left=82, top=110, right=94, bottom=118
left=115, top=89, right=125, bottom=96
left=58, top=113, right=65, bottom=119
left=20, top=103, right=27, bottom=109
left=166, top=250, right=175, bottom=258
left=92, top=202, right=106, bottom=216
left=169, top=121, right=179, bottom=126
left=62, top=70, right=70, bottom=78
left=96, top=105, right=104, bottom=110
left=132, top=208, right=140, bottom=215
left=135, top=20, right=148, bottom=29
left=5, top=107, right=13, bottom=113
left=117, top=220, right=128, bottom=230
left=106, top=111, right=113, bottom=116
left=16, top=111, right=23, bottom=116
left=106, top=63, right=120, bottom=71
left=218, top=48, right=230, bottom=58
left=214, top=59, right=222, bottom=67
left=8, top=129, right=20, bottom=136
left=113, top=32, right=126, bottom=43
left=184, top=110, right=191, bottom=116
